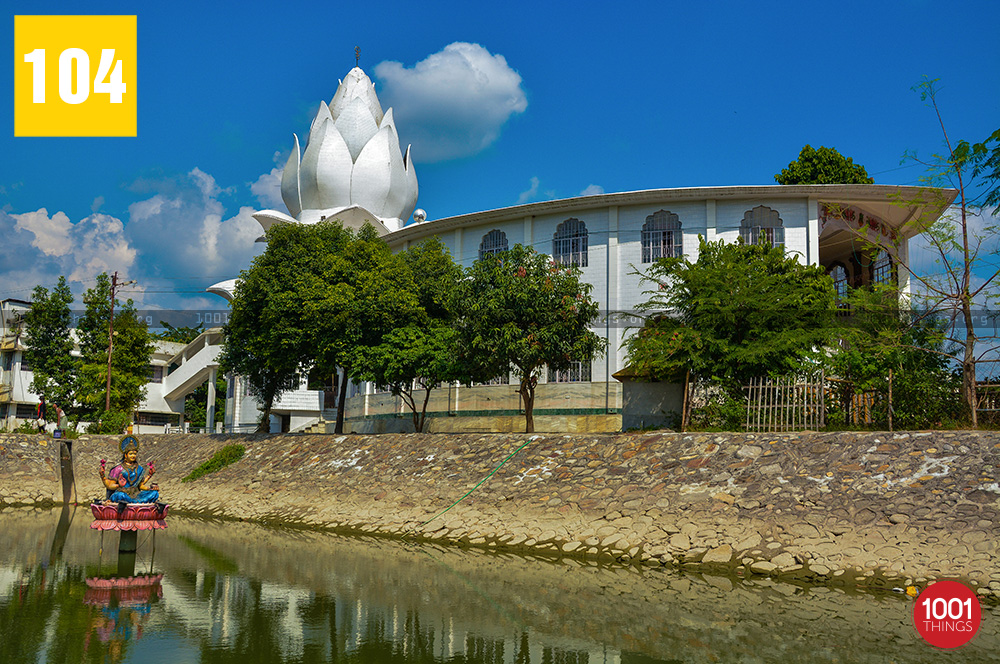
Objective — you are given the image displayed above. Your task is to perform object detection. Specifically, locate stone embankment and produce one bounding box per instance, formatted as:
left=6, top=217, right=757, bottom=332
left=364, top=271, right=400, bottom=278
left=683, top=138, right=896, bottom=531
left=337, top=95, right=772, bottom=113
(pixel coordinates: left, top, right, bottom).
left=1, top=430, right=999, bottom=598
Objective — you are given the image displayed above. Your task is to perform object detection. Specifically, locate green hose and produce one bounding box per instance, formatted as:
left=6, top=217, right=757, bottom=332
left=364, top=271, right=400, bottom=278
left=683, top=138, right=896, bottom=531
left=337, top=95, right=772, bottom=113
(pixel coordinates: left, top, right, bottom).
left=417, top=436, right=537, bottom=529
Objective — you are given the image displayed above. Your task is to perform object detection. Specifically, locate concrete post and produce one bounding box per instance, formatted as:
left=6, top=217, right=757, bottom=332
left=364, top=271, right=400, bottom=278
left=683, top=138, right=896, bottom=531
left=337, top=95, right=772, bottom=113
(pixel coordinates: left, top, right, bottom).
left=206, top=368, right=217, bottom=433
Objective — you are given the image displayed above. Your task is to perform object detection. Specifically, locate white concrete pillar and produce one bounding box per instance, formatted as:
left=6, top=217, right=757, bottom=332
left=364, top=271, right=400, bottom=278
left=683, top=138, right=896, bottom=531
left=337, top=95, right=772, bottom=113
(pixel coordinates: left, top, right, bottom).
left=807, top=197, right=820, bottom=265
left=705, top=199, right=717, bottom=244
left=206, top=367, right=217, bottom=433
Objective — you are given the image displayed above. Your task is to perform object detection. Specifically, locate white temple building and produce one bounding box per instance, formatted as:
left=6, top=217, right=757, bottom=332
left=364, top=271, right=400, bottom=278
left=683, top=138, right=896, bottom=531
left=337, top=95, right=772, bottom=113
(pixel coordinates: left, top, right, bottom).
left=2, top=65, right=954, bottom=434
left=192, top=65, right=953, bottom=434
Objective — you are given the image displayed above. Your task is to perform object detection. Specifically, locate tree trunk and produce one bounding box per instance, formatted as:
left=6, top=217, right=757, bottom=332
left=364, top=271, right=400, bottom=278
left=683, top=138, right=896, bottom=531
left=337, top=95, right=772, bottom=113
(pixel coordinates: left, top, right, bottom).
left=335, top=368, right=349, bottom=434
left=257, top=395, right=272, bottom=433
left=417, top=386, right=433, bottom=433
left=961, top=299, right=978, bottom=428
left=519, top=374, right=536, bottom=433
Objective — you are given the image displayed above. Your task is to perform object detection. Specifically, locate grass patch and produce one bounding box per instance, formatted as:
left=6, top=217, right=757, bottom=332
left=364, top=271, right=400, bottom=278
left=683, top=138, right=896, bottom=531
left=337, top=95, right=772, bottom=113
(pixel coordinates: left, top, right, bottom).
left=182, top=444, right=245, bottom=483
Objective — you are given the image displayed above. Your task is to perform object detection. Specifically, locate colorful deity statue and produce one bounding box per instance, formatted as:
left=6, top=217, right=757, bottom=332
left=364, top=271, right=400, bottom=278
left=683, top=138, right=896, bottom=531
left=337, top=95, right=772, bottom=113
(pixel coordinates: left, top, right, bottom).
left=100, top=436, right=159, bottom=504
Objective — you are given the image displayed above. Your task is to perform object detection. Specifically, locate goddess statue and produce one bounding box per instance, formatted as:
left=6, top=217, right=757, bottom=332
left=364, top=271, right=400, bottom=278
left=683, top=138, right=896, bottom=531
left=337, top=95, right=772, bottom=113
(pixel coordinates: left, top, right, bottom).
left=99, top=435, right=159, bottom=504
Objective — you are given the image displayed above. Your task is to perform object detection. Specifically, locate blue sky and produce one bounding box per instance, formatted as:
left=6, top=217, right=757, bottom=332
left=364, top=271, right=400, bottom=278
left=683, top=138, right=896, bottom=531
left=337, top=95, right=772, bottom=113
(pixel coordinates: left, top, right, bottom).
left=2, top=0, right=998, bottom=311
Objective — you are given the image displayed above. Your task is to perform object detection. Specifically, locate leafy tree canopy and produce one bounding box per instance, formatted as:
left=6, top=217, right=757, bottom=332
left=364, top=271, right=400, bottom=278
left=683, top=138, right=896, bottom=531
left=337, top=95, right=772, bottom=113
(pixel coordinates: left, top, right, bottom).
left=775, top=145, right=874, bottom=185
left=972, top=127, right=1000, bottom=207
left=23, top=276, right=78, bottom=408
left=76, top=273, right=155, bottom=415
left=624, top=238, right=837, bottom=391
left=454, top=244, right=605, bottom=433
left=827, top=285, right=962, bottom=428
left=354, top=237, right=464, bottom=431
left=155, top=322, right=204, bottom=344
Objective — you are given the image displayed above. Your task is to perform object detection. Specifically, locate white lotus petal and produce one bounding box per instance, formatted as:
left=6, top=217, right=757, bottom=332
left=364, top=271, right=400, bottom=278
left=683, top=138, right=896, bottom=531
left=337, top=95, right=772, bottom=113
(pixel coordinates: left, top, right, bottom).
left=350, top=124, right=396, bottom=219
left=335, top=96, right=379, bottom=162
left=280, top=134, right=302, bottom=218
left=378, top=116, right=410, bottom=224
left=308, top=101, right=334, bottom=145
left=207, top=279, right=238, bottom=302
left=330, top=67, right=383, bottom=126
left=252, top=209, right=298, bottom=235
left=300, top=118, right=353, bottom=210
left=402, top=144, right=419, bottom=223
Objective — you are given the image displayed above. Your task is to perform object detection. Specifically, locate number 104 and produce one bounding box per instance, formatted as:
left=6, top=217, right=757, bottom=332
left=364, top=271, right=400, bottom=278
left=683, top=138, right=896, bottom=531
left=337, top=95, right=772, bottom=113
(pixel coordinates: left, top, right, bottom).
left=23, top=48, right=126, bottom=104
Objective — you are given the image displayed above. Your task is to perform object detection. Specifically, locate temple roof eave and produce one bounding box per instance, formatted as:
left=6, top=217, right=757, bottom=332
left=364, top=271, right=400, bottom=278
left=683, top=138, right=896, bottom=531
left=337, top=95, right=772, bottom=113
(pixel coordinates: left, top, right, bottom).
left=384, top=184, right=958, bottom=246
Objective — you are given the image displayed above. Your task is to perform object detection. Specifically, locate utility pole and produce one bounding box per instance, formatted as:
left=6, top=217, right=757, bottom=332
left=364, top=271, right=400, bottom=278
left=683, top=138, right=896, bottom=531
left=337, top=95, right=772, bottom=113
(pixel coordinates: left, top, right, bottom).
left=105, top=271, right=136, bottom=412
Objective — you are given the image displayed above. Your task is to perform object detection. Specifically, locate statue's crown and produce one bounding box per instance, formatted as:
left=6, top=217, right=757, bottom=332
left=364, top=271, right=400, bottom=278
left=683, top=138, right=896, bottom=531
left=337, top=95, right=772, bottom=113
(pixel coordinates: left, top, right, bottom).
left=120, top=435, right=139, bottom=453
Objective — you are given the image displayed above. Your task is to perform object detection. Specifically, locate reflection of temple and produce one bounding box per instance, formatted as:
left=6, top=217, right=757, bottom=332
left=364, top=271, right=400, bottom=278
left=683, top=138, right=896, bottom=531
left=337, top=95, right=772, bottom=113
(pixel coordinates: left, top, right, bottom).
left=157, top=572, right=616, bottom=663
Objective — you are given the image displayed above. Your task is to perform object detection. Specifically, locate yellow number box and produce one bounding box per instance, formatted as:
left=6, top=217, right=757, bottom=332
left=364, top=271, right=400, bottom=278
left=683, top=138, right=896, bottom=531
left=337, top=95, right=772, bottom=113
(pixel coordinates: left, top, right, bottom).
left=14, top=15, right=137, bottom=137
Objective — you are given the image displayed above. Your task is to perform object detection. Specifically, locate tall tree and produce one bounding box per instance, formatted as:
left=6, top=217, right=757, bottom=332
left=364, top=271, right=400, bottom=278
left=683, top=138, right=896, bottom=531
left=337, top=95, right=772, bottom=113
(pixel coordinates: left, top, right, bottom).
left=876, top=79, right=1000, bottom=426
left=76, top=273, right=155, bottom=416
left=454, top=244, right=605, bottom=433
left=355, top=237, right=463, bottom=432
left=972, top=127, right=1000, bottom=207
left=220, top=221, right=353, bottom=431
left=775, top=145, right=874, bottom=185
left=307, top=224, right=421, bottom=433
left=624, top=238, right=836, bottom=391
left=22, top=276, right=78, bottom=409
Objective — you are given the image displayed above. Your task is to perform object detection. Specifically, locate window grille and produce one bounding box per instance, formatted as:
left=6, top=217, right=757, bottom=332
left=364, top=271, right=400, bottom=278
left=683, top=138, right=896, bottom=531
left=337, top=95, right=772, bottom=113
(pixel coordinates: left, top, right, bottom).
left=872, top=250, right=893, bottom=286
left=19, top=353, right=30, bottom=372
left=135, top=412, right=179, bottom=426
left=641, top=210, right=682, bottom=262
left=477, top=374, right=510, bottom=386
left=479, top=229, right=509, bottom=260
left=548, top=361, right=591, bottom=383
left=148, top=365, right=164, bottom=384
left=739, top=206, right=784, bottom=248
left=552, top=218, right=588, bottom=267
left=829, top=264, right=848, bottom=298
left=16, top=403, right=36, bottom=419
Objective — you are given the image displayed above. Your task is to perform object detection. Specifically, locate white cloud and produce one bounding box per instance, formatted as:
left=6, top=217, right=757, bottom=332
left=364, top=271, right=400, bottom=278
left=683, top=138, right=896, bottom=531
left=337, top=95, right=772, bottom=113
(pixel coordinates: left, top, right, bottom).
left=579, top=184, right=605, bottom=197
left=0, top=208, right=135, bottom=299
left=91, top=196, right=105, bottom=212
left=0, top=168, right=264, bottom=310
left=13, top=208, right=73, bottom=256
left=375, top=42, right=527, bottom=163
left=517, top=176, right=540, bottom=205
left=125, top=169, right=263, bottom=283
left=250, top=152, right=285, bottom=209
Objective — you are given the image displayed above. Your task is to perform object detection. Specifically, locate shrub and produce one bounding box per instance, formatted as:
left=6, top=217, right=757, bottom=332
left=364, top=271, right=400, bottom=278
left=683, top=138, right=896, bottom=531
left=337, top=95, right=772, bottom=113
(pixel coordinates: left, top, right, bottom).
left=182, top=444, right=246, bottom=483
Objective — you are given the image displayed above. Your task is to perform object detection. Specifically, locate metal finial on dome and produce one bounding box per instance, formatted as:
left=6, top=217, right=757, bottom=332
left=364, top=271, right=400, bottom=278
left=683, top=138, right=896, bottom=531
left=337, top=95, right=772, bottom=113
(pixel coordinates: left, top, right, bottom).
left=355, top=46, right=360, bottom=67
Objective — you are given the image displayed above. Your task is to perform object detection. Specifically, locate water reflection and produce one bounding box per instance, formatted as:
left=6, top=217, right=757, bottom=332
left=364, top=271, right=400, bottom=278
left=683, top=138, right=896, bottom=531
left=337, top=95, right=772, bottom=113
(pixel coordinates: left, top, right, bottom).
left=1, top=506, right=997, bottom=663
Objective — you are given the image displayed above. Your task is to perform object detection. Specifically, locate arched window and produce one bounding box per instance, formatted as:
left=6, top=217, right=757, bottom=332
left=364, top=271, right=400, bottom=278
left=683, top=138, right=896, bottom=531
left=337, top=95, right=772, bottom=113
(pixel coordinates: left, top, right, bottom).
left=553, top=218, right=588, bottom=267
left=641, top=210, right=682, bottom=263
left=872, top=249, right=893, bottom=287
left=829, top=263, right=849, bottom=310
left=739, top=206, right=784, bottom=248
left=479, top=229, right=509, bottom=260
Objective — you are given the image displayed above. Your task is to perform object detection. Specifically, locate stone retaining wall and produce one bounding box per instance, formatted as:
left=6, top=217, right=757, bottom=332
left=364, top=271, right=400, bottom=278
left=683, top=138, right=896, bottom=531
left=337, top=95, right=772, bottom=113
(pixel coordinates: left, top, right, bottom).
left=1, top=430, right=998, bottom=599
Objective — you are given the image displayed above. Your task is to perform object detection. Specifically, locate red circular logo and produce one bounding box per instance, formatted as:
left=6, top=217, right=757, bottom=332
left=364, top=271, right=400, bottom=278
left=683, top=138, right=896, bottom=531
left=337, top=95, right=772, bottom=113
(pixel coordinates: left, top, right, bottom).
left=913, top=580, right=982, bottom=648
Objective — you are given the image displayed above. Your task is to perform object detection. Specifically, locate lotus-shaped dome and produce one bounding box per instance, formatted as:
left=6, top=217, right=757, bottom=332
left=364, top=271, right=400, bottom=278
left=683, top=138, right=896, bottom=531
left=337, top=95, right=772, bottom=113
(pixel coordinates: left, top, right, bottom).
left=254, top=67, right=418, bottom=235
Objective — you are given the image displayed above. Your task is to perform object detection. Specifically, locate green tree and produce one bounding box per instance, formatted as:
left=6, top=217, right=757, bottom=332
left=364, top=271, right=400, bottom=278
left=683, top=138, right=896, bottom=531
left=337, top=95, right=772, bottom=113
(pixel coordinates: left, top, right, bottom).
left=624, top=238, right=837, bottom=393
left=355, top=237, right=463, bottom=432
left=879, top=79, right=1000, bottom=426
left=454, top=244, right=605, bottom=433
left=828, top=286, right=962, bottom=428
left=76, top=273, right=155, bottom=418
left=307, top=224, right=421, bottom=433
left=22, top=276, right=78, bottom=409
left=155, top=321, right=204, bottom=344
left=972, top=128, right=1000, bottom=207
left=220, top=222, right=354, bottom=431
left=184, top=375, right=227, bottom=429
left=775, top=145, right=874, bottom=185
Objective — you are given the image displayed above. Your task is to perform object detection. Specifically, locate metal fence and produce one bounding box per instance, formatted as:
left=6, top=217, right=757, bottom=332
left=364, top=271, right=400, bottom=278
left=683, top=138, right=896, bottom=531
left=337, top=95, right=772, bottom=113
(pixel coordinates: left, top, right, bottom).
left=744, top=374, right=825, bottom=432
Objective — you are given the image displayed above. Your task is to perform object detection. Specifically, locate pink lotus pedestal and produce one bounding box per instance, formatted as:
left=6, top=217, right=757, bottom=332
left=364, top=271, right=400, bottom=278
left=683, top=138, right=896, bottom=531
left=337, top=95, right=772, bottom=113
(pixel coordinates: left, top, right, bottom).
left=90, top=502, right=168, bottom=531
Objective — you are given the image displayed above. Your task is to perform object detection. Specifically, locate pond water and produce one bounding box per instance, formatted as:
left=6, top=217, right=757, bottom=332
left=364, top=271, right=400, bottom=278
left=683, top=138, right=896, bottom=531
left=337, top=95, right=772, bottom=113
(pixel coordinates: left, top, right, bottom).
left=1, top=507, right=996, bottom=664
